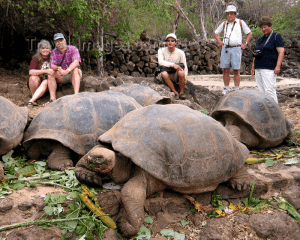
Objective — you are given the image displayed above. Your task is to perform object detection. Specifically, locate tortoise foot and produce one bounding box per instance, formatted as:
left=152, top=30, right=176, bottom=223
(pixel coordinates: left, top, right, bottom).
left=75, top=167, right=102, bottom=186
left=228, top=166, right=250, bottom=191
left=117, top=216, right=140, bottom=237
left=48, top=159, right=74, bottom=171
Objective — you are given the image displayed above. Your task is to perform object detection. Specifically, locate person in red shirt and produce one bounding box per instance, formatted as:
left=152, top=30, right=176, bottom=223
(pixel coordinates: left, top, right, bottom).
left=28, top=40, right=54, bottom=106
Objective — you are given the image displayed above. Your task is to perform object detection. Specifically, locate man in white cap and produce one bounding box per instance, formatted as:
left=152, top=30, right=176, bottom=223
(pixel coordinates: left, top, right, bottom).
left=157, top=33, right=188, bottom=100
left=45, top=32, right=82, bottom=105
left=214, top=4, right=252, bottom=95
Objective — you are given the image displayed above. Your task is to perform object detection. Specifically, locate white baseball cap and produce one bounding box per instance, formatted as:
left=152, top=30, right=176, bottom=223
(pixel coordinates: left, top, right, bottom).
left=225, top=5, right=238, bottom=14
left=165, top=33, right=177, bottom=41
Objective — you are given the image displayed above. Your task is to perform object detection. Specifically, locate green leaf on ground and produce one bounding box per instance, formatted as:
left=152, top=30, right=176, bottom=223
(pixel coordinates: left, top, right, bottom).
left=144, top=216, right=153, bottom=224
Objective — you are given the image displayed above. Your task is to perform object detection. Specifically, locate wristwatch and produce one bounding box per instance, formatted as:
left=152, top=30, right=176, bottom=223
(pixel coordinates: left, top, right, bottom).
left=67, top=68, right=71, bottom=72
left=245, top=42, right=248, bottom=45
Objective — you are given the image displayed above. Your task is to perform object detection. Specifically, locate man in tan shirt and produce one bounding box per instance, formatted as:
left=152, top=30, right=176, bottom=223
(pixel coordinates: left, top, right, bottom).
left=158, top=33, right=188, bottom=100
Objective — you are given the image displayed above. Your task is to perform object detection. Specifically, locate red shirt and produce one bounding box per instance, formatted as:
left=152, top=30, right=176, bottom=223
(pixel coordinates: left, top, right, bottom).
left=29, top=57, right=42, bottom=70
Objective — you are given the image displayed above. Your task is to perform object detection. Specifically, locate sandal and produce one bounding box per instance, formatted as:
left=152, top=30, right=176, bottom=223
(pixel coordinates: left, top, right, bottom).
left=174, top=93, right=180, bottom=100
left=27, top=101, right=38, bottom=107
left=179, top=94, right=187, bottom=100
left=43, top=99, right=54, bottom=107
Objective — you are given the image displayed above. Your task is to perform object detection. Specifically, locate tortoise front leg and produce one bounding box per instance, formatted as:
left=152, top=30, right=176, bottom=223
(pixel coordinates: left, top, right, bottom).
left=118, top=168, right=166, bottom=237
left=0, top=161, right=6, bottom=182
left=47, top=143, right=73, bottom=170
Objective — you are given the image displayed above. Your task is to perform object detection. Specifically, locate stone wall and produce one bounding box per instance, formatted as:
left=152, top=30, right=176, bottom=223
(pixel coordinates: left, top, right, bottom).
left=81, top=37, right=300, bottom=78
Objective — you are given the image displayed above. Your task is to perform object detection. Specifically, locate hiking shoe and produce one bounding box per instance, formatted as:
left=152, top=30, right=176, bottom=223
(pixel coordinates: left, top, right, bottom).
left=222, top=88, right=230, bottom=95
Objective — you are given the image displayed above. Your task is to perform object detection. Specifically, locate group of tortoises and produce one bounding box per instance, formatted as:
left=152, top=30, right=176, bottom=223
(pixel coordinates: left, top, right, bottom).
left=0, top=84, right=295, bottom=237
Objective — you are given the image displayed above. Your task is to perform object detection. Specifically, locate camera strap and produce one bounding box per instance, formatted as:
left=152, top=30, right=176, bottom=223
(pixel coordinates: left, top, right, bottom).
left=261, top=31, right=274, bottom=50
left=225, top=21, right=236, bottom=45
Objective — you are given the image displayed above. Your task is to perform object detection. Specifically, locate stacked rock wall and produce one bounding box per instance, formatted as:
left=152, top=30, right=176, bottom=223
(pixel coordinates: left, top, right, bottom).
left=81, top=37, right=300, bottom=78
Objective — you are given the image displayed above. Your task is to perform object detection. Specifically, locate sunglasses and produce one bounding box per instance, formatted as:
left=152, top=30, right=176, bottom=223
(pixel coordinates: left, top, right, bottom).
left=166, top=39, right=176, bottom=42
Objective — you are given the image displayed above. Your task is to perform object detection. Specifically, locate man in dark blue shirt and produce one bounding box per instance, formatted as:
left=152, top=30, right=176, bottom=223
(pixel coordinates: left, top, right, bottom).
left=251, top=16, right=284, bottom=103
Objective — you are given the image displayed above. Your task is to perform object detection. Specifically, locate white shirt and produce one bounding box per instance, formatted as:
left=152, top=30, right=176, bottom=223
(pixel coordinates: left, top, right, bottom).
left=158, top=47, right=188, bottom=77
left=214, top=18, right=251, bottom=45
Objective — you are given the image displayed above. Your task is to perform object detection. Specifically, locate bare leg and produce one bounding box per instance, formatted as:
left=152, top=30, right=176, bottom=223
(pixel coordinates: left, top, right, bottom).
left=29, top=80, right=48, bottom=104
left=28, top=76, right=41, bottom=95
left=233, top=70, right=240, bottom=87
left=47, top=71, right=63, bottom=101
left=178, top=70, right=186, bottom=95
left=161, top=71, right=178, bottom=94
left=71, top=68, right=81, bottom=94
left=223, top=68, right=230, bottom=86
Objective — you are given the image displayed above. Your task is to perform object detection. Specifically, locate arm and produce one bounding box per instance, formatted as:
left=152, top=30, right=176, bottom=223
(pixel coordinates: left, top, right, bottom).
left=241, top=32, right=252, bottom=50
left=158, top=48, right=175, bottom=67
left=275, top=47, right=284, bottom=74
left=29, top=69, right=54, bottom=76
left=57, top=60, right=80, bottom=76
left=214, top=33, right=223, bottom=48
left=251, top=58, right=255, bottom=76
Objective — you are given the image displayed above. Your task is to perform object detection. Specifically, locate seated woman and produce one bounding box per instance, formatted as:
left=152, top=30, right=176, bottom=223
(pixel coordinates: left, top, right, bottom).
left=28, top=39, right=54, bottom=106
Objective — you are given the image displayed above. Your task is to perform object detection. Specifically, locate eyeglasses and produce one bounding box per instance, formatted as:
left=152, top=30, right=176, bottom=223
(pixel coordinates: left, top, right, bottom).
left=166, top=39, right=176, bottom=42
left=226, top=12, right=236, bottom=15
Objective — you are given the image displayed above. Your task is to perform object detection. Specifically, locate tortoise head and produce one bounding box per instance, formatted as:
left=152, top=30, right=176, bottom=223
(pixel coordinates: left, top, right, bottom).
left=86, top=147, right=116, bottom=173
left=221, top=113, right=260, bottom=148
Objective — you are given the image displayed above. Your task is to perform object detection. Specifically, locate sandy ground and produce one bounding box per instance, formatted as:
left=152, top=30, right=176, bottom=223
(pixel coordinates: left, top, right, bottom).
left=187, top=74, right=300, bottom=91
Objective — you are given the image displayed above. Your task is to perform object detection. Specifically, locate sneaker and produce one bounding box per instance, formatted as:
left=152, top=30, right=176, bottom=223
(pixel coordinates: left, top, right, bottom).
left=222, top=88, right=230, bottom=95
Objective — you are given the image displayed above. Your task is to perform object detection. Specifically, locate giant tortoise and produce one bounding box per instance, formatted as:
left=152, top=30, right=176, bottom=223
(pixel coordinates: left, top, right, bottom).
left=109, top=83, right=171, bottom=106
left=75, top=104, right=250, bottom=236
left=211, top=89, right=292, bottom=148
left=0, top=96, right=28, bottom=181
left=23, top=91, right=141, bottom=172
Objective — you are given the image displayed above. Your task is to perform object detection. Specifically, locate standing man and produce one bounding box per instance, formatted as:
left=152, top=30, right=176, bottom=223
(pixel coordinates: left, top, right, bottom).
left=214, top=4, right=252, bottom=95
left=158, top=33, right=188, bottom=100
left=46, top=33, right=82, bottom=105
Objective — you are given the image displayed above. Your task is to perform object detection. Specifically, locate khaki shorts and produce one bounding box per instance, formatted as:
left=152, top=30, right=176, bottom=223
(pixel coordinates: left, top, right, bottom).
left=157, top=72, right=178, bottom=83
left=61, top=69, right=82, bottom=84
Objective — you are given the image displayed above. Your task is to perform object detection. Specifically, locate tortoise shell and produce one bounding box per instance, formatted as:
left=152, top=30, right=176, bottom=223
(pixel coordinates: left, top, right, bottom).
left=0, top=96, right=28, bottom=155
left=211, top=89, right=290, bottom=148
left=99, top=104, right=249, bottom=189
left=109, top=83, right=171, bottom=106
left=23, top=91, right=141, bottom=155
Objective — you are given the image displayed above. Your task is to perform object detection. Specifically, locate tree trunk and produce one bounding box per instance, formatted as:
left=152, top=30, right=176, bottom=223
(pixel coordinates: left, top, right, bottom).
left=170, top=1, right=201, bottom=41
left=196, top=0, right=207, bottom=40
left=96, top=19, right=104, bottom=77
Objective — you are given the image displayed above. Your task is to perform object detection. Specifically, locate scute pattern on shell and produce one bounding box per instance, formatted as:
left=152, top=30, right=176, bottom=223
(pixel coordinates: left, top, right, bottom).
left=211, top=89, right=290, bottom=147
left=109, top=83, right=171, bottom=106
left=99, top=104, right=249, bottom=189
left=23, top=92, right=141, bottom=155
left=0, top=96, right=28, bottom=155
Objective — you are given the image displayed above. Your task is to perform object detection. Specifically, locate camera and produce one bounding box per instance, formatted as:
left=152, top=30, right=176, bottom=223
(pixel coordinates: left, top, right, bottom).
left=253, top=50, right=262, bottom=59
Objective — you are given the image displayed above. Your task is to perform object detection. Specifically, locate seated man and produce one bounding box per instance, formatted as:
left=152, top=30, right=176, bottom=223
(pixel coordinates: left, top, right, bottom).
left=157, top=33, right=188, bottom=100
left=46, top=33, right=82, bottom=104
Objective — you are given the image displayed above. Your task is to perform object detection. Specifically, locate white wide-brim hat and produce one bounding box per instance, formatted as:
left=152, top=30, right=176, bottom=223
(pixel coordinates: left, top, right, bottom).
left=225, top=5, right=238, bottom=14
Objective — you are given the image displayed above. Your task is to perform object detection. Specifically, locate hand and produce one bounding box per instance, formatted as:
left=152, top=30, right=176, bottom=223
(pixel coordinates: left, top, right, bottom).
left=58, top=68, right=68, bottom=76
left=274, top=66, right=281, bottom=74
left=47, top=69, right=55, bottom=75
left=250, top=67, right=255, bottom=76
left=241, top=43, right=247, bottom=50
left=218, top=41, right=224, bottom=48
left=173, top=64, right=183, bottom=72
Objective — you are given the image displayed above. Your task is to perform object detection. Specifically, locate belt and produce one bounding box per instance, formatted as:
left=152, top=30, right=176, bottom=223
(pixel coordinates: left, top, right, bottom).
left=226, top=45, right=241, bottom=48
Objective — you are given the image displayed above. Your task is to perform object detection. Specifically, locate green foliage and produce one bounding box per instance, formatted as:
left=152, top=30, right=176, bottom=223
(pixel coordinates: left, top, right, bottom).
left=160, top=229, right=185, bottom=240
